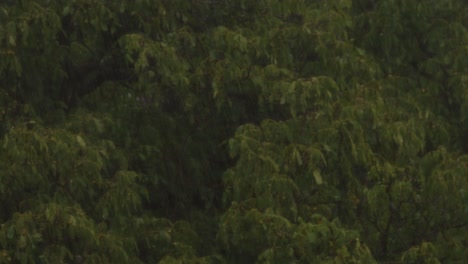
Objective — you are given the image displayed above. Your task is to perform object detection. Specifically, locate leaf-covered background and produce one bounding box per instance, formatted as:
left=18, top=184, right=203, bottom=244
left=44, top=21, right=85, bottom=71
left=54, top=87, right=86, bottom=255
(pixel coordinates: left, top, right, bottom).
left=0, top=0, right=467, bottom=263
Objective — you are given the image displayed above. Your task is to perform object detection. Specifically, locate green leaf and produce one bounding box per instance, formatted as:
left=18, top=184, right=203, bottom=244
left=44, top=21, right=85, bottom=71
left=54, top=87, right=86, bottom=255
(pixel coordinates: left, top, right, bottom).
left=76, top=135, right=86, bottom=147
left=313, top=170, right=323, bottom=185
left=7, top=226, right=15, bottom=239
left=8, top=35, right=15, bottom=46
left=293, top=148, right=302, bottom=165
left=393, top=132, right=403, bottom=145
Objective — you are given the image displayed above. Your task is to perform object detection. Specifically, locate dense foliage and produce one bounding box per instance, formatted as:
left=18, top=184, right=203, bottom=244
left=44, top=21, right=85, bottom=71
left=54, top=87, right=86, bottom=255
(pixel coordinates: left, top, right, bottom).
left=0, top=0, right=467, bottom=263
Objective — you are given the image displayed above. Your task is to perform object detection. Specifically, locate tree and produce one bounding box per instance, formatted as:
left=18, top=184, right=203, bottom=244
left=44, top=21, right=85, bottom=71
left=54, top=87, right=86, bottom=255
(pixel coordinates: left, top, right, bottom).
left=0, top=0, right=466, bottom=263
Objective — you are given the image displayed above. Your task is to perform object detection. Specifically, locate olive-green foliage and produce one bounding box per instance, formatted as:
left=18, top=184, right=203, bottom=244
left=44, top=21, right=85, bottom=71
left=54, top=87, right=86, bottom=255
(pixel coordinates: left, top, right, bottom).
left=0, top=0, right=466, bottom=263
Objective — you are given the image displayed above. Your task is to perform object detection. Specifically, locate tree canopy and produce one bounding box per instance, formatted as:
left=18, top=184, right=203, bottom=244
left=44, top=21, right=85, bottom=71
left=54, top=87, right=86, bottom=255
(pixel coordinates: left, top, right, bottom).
left=0, top=0, right=467, bottom=263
